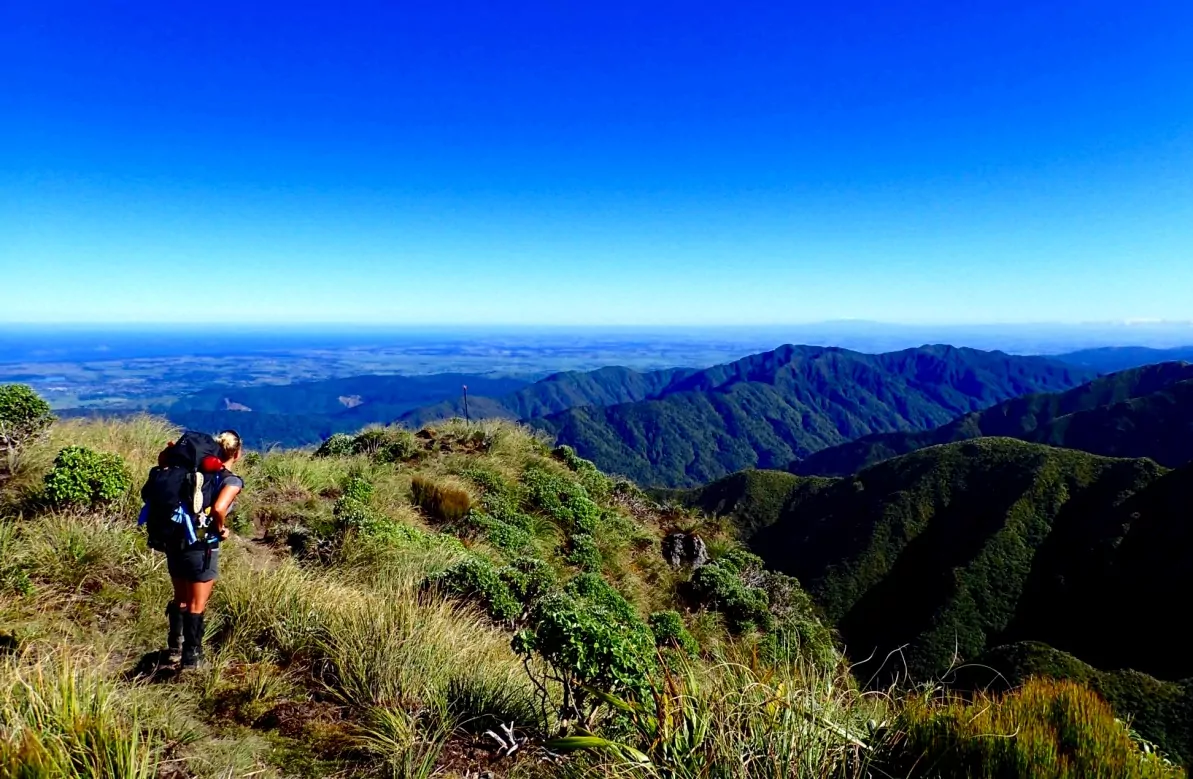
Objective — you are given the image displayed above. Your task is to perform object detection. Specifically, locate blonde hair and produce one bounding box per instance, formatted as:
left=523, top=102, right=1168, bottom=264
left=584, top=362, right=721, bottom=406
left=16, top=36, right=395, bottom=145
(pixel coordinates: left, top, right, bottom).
left=215, top=430, right=243, bottom=462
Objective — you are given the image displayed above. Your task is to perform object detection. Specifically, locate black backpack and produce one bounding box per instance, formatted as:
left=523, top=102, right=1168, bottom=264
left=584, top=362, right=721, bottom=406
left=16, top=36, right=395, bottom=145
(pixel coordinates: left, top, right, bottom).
left=141, top=431, right=223, bottom=552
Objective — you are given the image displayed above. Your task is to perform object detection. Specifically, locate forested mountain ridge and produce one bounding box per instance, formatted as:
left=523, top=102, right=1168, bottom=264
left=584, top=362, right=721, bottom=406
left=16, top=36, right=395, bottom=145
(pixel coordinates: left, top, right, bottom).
left=531, top=345, right=1095, bottom=487
left=793, top=361, right=1193, bottom=476
left=693, top=439, right=1193, bottom=681
left=398, top=365, right=695, bottom=427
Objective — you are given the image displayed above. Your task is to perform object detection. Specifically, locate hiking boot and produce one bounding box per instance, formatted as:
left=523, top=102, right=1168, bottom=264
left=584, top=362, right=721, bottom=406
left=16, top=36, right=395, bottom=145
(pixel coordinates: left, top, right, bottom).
left=181, top=611, right=206, bottom=670
left=165, top=601, right=183, bottom=663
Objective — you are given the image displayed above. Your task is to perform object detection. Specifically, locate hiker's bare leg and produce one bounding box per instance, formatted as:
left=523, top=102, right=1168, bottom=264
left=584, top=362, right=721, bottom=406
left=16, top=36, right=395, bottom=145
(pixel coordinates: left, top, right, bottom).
left=188, top=579, right=216, bottom=614
left=171, top=577, right=189, bottom=611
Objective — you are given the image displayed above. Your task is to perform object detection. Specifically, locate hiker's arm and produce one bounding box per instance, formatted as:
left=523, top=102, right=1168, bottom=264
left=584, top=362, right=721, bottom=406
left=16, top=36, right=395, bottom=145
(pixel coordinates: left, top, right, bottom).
left=211, top=484, right=242, bottom=538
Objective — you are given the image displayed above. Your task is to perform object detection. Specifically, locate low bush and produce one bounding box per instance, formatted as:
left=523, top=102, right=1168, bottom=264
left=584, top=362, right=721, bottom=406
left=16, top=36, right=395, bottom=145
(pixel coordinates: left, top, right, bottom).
left=760, top=571, right=837, bottom=665
left=42, top=446, right=131, bottom=509
left=566, top=533, right=603, bottom=572
left=564, top=573, right=639, bottom=625
left=523, top=466, right=602, bottom=534
left=314, top=433, right=355, bottom=458
left=552, top=445, right=612, bottom=502
left=874, top=678, right=1182, bottom=779
left=689, top=562, right=773, bottom=633
left=472, top=512, right=532, bottom=554
left=339, top=474, right=374, bottom=504
left=649, top=610, right=699, bottom=657
left=501, top=556, right=557, bottom=607
left=435, top=555, right=521, bottom=623
left=350, top=427, right=419, bottom=464
left=334, top=491, right=444, bottom=553
left=411, top=475, right=473, bottom=523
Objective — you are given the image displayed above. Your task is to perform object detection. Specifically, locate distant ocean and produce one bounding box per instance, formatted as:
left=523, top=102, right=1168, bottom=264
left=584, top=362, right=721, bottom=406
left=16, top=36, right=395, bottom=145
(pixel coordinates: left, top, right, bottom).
left=2, top=322, right=1192, bottom=364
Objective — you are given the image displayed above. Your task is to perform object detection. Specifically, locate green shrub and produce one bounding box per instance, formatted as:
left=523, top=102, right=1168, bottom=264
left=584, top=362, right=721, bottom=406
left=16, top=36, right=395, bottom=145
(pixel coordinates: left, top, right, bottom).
left=42, top=446, right=131, bottom=509
left=472, top=513, right=531, bottom=555
left=876, top=678, right=1182, bottom=779
left=501, top=556, right=557, bottom=606
left=339, top=474, right=374, bottom=504
left=689, top=562, right=772, bottom=633
left=715, top=548, right=766, bottom=576
left=552, top=445, right=612, bottom=501
left=516, top=589, right=656, bottom=727
left=523, top=466, right=601, bottom=534
left=436, top=556, right=521, bottom=623
left=0, top=384, right=55, bottom=467
left=411, top=475, right=473, bottom=523
left=566, top=533, right=602, bottom=572
left=564, top=573, right=639, bottom=625
left=333, top=495, right=373, bottom=528
left=460, top=466, right=514, bottom=497
left=649, top=611, right=699, bottom=657
left=333, top=486, right=436, bottom=550
left=314, top=433, right=355, bottom=458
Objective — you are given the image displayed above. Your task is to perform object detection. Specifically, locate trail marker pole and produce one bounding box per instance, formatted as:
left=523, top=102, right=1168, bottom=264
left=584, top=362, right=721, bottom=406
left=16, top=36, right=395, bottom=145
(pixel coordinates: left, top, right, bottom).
left=462, top=385, right=470, bottom=422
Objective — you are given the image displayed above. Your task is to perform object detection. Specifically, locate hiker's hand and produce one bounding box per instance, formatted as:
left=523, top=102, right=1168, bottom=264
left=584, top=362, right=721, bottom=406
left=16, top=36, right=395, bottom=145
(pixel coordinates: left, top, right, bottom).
left=218, top=526, right=231, bottom=540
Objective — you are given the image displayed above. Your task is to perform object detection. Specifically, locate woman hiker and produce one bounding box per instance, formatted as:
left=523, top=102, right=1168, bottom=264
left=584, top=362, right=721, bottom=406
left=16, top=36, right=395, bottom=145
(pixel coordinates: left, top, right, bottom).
left=161, top=430, right=244, bottom=669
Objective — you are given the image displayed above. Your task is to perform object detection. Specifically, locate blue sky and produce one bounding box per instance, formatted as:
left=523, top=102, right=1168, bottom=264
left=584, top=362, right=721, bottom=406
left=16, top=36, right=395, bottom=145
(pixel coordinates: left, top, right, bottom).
left=2, top=1, right=1191, bottom=326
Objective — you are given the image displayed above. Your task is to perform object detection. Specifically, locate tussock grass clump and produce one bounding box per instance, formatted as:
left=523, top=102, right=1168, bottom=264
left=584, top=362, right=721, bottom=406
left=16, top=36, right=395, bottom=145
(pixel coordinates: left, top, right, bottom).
left=214, top=553, right=539, bottom=734
left=876, top=678, right=1183, bottom=779
left=411, top=474, right=473, bottom=523
left=0, top=650, right=158, bottom=779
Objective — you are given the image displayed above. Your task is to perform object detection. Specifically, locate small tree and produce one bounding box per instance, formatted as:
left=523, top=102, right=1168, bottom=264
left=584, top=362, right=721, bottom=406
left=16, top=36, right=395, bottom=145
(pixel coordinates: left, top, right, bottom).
left=0, top=384, right=55, bottom=472
left=513, top=576, right=656, bottom=733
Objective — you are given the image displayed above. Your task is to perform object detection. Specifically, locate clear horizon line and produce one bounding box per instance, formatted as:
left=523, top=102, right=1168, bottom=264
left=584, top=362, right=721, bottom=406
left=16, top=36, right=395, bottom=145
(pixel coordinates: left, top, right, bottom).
left=3, top=319, right=1193, bottom=330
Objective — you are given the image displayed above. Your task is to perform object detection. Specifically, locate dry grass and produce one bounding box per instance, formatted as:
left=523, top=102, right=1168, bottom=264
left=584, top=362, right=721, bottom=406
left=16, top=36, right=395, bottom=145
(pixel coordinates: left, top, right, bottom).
left=876, top=677, right=1183, bottom=779
left=411, top=474, right=475, bottom=524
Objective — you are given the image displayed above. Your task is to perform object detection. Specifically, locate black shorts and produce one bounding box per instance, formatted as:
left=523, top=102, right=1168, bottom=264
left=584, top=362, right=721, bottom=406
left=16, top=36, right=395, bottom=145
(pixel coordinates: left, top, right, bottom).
left=166, top=548, right=219, bottom=582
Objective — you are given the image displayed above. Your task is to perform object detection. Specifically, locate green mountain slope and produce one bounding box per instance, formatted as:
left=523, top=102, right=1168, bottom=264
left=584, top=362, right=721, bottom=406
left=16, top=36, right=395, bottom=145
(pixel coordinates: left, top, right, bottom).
left=793, top=362, right=1193, bottom=476
left=398, top=365, right=693, bottom=427
left=690, top=446, right=1193, bottom=685
left=668, top=469, right=834, bottom=539
left=533, top=345, right=1094, bottom=487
